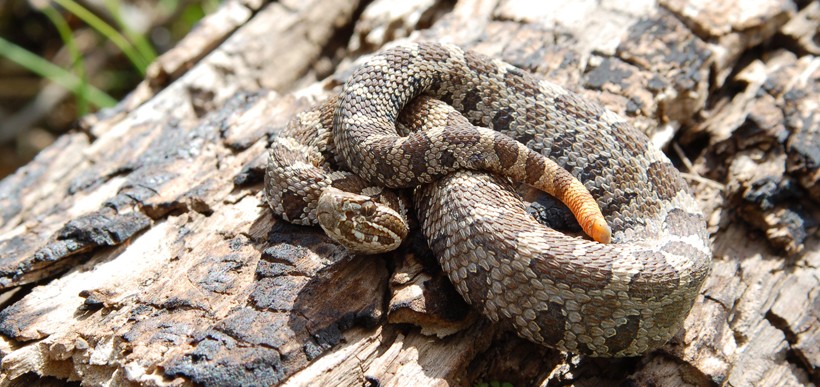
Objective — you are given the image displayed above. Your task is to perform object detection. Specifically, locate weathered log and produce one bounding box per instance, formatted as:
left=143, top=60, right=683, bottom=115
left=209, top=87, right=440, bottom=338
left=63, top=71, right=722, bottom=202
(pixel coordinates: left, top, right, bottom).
left=0, top=0, right=817, bottom=385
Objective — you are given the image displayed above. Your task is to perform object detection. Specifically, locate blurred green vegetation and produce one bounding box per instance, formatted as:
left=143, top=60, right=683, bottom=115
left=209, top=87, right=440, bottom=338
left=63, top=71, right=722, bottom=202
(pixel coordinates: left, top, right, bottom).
left=0, top=0, right=219, bottom=178
left=476, top=381, right=515, bottom=387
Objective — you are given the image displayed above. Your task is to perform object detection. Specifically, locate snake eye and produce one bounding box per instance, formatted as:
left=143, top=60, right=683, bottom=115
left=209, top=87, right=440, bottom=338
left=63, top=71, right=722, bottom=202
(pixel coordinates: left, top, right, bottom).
left=361, top=201, right=377, bottom=217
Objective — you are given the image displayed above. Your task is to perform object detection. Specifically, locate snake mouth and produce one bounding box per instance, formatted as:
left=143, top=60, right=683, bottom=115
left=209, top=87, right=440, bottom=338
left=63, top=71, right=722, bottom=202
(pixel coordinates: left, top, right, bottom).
left=317, top=216, right=405, bottom=254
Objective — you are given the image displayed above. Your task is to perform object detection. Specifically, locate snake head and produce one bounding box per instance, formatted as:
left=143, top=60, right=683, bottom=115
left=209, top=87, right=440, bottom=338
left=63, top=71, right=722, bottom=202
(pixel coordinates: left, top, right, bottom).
left=316, top=187, right=409, bottom=254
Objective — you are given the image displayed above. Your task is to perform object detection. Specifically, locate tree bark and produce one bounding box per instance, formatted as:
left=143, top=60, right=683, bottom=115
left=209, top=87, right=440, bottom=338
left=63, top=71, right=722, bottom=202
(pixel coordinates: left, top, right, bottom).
left=0, top=0, right=817, bottom=385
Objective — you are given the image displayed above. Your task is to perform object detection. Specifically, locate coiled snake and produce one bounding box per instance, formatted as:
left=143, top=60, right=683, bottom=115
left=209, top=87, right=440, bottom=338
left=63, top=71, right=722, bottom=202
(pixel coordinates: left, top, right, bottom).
left=265, top=42, right=711, bottom=357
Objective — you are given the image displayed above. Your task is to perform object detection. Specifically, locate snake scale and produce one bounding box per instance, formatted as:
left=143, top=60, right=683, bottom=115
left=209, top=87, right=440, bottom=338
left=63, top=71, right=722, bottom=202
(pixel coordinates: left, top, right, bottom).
left=265, top=42, right=712, bottom=357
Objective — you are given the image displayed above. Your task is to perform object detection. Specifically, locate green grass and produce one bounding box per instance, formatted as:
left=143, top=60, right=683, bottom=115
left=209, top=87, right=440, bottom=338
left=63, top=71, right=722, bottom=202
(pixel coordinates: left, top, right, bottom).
left=0, top=36, right=116, bottom=109
left=51, top=0, right=154, bottom=74
left=102, top=0, right=157, bottom=66
left=0, top=0, right=217, bottom=119
left=41, top=5, right=92, bottom=114
left=476, top=382, right=515, bottom=387
left=0, top=0, right=197, bottom=116
left=0, top=0, right=158, bottom=113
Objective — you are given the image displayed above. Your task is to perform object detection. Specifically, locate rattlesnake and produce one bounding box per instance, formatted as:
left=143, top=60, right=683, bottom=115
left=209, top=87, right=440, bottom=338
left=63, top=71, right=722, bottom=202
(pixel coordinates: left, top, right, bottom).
left=265, top=42, right=712, bottom=357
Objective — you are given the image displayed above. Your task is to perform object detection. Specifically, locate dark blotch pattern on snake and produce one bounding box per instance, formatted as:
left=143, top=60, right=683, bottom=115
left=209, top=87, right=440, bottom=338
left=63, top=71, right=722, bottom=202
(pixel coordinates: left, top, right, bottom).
left=266, top=42, right=712, bottom=357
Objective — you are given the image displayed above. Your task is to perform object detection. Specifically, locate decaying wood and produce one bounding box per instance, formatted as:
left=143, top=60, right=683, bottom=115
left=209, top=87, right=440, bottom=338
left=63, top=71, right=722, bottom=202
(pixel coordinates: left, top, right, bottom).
left=0, top=0, right=817, bottom=385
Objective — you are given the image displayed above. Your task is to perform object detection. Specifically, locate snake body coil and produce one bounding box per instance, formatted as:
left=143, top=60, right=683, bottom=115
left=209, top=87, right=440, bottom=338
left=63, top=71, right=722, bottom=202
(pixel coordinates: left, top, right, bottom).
left=267, top=42, right=711, bottom=357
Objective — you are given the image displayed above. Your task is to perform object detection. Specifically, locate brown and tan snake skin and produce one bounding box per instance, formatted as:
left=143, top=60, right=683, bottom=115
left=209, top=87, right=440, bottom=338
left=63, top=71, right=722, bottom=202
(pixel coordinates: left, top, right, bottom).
left=265, top=42, right=712, bottom=357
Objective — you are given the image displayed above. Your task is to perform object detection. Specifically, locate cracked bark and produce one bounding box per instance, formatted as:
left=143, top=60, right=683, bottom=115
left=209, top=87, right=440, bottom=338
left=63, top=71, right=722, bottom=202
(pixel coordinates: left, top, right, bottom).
left=0, top=0, right=817, bottom=385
